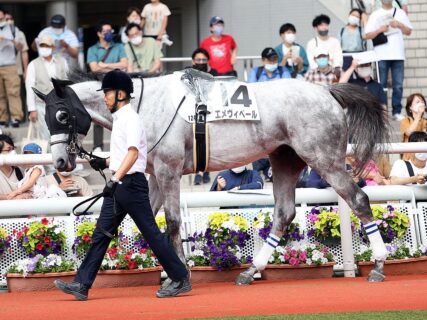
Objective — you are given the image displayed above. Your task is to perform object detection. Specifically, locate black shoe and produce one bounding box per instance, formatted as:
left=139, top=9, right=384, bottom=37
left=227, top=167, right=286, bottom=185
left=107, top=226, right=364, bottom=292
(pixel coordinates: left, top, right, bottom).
left=156, top=276, right=192, bottom=298
left=202, top=172, right=211, bottom=184
left=54, top=279, right=89, bottom=301
left=194, top=174, right=202, bottom=185
left=10, top=119, right=20, bottom=128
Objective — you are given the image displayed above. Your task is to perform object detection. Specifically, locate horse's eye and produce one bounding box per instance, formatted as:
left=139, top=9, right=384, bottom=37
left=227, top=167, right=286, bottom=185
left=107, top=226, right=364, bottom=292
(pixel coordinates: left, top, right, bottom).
left=56, top=110, right=69, bottom=125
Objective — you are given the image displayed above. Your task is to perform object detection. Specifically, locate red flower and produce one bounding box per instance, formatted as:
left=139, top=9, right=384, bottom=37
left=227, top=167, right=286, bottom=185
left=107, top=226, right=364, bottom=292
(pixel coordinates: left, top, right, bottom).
left=107, top=247, right=118, bottom=258
left=41, top=218, right=49, bottom=225
left=36, top=243, right=43, bottom=251
left=124, top=252, right=133, bottom=262
left=16, top=232, right=22, bottom=239
left=23, top=226, right=29, bottom=234
left=127, top=261, right=137, bottom=269
left=36, top=235, right=41, bottom=239
left=139, top=248, right=147, bottom=254
left=44, top=236, right=51, bottom=244
left=82, top=234, right=90, bottom=242
left=115, top=263, right=121, bottom=269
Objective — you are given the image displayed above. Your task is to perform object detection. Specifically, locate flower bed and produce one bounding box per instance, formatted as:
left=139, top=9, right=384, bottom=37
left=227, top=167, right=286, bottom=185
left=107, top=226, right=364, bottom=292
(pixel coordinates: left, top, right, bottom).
left=0, top=227, right=12, bottom=257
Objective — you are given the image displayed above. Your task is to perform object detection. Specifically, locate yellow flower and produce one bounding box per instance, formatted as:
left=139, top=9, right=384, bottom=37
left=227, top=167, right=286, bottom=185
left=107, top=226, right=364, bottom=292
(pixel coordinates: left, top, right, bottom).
left=0, top=227, right=8, bottom=238
left=208, top=212, right=231, bottom=229
left=233, top=216, right=249, bottom=231
left=155, top=213, right=167, bottom=231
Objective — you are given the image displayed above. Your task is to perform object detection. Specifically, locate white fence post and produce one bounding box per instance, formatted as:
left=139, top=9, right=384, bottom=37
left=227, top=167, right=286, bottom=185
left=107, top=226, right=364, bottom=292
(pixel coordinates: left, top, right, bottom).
left=338, top=196, right=356, bottom=277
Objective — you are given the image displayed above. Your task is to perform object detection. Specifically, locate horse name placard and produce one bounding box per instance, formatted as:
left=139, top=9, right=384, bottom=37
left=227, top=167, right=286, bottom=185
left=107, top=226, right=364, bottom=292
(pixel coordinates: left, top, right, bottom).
left=171, top=71, right=260, bottom=123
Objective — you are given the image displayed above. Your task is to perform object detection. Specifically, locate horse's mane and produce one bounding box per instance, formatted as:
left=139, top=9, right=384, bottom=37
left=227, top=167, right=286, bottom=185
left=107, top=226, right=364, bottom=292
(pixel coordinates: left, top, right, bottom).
left=67, top=69, right=166, bottom=83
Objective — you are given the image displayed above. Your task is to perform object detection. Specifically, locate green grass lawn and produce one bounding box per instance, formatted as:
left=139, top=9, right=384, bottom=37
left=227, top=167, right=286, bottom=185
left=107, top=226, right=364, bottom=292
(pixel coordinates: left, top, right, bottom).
left=192, top=310, right=427, bottom=320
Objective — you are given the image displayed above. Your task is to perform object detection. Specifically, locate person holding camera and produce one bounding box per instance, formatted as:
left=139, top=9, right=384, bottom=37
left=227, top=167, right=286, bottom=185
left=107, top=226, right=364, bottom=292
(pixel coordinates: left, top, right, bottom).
left=364, top=0, right=412, bottom=121
left=45, top=169, right=93, bottom=197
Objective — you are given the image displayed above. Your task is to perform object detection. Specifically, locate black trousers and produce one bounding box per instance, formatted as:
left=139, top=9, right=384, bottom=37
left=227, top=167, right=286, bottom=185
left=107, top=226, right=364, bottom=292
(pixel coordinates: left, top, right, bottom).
left=75, top=172, right=188, bottom=287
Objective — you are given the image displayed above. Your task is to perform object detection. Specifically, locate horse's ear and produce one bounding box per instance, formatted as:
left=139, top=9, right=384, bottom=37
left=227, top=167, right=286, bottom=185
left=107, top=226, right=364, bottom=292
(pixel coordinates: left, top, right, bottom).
left=32, top=87, right=46, bottom=102
left=51, top=78, right=73, bottom=98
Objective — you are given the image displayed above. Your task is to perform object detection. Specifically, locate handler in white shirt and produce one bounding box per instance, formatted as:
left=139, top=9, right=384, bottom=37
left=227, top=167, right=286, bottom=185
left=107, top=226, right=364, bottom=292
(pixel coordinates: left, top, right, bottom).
left=54, top=69, right=191, bottom=301
left=25, top=35, right=68, bottom=141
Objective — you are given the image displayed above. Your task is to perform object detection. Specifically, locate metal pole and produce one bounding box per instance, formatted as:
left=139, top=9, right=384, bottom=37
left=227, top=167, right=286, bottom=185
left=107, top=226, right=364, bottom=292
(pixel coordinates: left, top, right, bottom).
left=338, top=196, right=356, bottom=277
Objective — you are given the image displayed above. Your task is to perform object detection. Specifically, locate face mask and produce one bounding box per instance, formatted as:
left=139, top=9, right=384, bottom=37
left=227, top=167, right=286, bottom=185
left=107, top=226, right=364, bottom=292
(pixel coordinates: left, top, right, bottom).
left=52, top=28, right=63, bottom=35
left=231, top=166, right=246, bottom=174
left=0, top=20, right=6, bottom=27
left=212, top=26, right=223, bottom=36
left=129, top=19, right=141, bottom=25
left=382, top=0, right=393, bottom=4
left=284, top=33, right=296, bottom=44
left=60, top=171, right=72, bottom=177
left=316, top=57, right=329, bottom=68
left=411, top=102, right=426, bottom=113
left=318, top=30, right=329, bottom=37
left=348, top=15, right=360, bottom=26
left=130, top=35, right=143, bottom=45
left=9, top=150, right=17, bottom=156
left=38, top=47, right=52, bottom=58
left=265, top=63, right=278, bottom=72
left=415, top=153, right=427, bottom=161
left=104, top=31, right=114, bottom=42
left=356, top=67, right=371, bottom=78
left=193, top=63, right=208, bottom=72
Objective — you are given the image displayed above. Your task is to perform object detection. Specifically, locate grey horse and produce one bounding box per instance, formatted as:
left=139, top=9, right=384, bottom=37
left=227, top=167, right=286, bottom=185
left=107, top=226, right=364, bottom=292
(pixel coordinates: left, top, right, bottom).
left=35, top=71, right=389, bottom=284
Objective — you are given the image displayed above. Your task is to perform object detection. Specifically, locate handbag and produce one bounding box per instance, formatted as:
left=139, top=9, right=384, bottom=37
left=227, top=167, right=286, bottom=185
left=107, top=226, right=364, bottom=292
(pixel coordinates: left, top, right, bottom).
left=20, top=121, right=49, bottom=153
left=372, top=32, right=388, bottom=47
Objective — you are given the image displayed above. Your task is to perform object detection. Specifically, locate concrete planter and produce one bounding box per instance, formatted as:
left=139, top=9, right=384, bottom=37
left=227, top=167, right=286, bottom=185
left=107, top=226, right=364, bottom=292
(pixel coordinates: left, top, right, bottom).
left=357, top=256, right=427, bottom=277
left=190, top=264, right=251, bottom=283
left=93, top=267, right=162, bottom=288
left=261, top=262, right=335, bottom=280
left=6, top=271, right=76, bottom=292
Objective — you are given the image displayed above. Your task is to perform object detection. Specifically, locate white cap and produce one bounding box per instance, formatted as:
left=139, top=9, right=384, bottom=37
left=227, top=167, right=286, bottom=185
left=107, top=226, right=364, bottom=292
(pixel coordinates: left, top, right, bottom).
left=352, top=51, right=379, bottom=64
left=314, top=47, right=329, bottom=58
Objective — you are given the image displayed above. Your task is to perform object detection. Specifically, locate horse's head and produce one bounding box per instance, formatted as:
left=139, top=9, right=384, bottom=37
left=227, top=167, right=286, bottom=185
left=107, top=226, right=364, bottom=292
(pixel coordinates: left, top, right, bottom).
left=33, top=78, right=92, bottom=171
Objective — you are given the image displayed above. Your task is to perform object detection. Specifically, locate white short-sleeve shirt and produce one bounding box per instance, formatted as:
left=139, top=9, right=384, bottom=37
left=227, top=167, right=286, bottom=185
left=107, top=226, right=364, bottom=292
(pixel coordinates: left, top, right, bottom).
left=365, top=7, right=412, bottom=60
left=110, top=104, right=147, bottom=174
left=389, top=159, right=427, bottom=185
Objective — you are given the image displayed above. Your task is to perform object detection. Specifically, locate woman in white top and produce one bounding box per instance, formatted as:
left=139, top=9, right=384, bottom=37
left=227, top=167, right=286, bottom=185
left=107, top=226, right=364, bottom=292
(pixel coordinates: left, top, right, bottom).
left=0, top=134, right=25, bottom=200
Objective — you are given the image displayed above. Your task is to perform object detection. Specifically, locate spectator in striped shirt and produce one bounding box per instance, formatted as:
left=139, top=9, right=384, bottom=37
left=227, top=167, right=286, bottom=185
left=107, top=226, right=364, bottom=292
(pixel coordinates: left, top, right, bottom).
left=304, top=47, right=339, bottom=86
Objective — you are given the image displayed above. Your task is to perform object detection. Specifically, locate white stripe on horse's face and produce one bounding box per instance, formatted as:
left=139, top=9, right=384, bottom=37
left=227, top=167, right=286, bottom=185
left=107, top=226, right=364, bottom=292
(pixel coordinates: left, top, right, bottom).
left=50, top=133, right=76, bottom=171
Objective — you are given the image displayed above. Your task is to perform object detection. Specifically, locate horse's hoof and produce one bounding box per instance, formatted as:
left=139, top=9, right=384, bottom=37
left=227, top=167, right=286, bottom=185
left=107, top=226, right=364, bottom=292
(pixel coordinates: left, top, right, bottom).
left=235, top=272, right=254, bottom=285
left=367, top=269, right=385, bottom=282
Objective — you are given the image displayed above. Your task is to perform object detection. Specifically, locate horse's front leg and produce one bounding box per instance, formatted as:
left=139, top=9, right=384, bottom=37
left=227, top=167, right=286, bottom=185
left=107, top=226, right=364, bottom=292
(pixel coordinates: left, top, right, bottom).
left=148, top=175, right=164, bottom=216
left=236, top=147, right=305, bottom=285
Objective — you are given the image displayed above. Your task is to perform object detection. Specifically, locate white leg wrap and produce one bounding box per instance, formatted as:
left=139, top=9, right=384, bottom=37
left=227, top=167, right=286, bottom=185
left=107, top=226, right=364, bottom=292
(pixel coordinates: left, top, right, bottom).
left=253, top=233, right=280, bottom=271
left=364, top=222, right=388, bottom=260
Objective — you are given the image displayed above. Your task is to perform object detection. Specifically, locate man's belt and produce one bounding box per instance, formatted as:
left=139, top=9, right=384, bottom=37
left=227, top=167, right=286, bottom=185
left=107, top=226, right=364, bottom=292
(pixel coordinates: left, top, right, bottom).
left=193, top=104, right=210, bottom=172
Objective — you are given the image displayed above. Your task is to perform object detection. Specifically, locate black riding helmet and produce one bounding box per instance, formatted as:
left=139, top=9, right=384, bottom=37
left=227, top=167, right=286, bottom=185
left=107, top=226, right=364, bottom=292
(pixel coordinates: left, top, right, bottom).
left=97, top=69, right=133, bottom=113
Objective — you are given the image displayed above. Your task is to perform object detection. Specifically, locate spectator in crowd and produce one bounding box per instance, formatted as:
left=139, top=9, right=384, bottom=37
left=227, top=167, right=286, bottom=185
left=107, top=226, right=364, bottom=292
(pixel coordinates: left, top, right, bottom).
left=248, top=47, right=291, bottom=83
left=4, top=143, right=45, bottom=200
left=46, top=169, right=93, bottom=197
left=304, top=47, right=340, bottom=86
left=87, top=20, right=128, bottom=152
left=190, top=47, right=219, bottom=75
left=364, top=0, right=412, bottom=121
left=339, top=57, right=387, bottom=108
left=5, top=11, right=29, bottom=119
left=26, top=35, right=69, bottom=141
left=200, top=16, right=238, bottom=77
left=274, top=23, right=309, bottom=77
left=124, top=23, right=162, bottom=73
left=32, top=14, right=79, bottom=64
left=120, top=6, right=142, bottom=44
left=141, top=0, right=171, bottom=43
left=0, top=8, right=24, bottom=128
left=0, top=134, right=24, bottom=200
left=400, top=93, right=427, bottom=160
left=305, top=158, right=367, bottom=188
left=339, top=8, right=366, bottom=70
left=210, top=166, right=264, bottom=191
left=374, top=0, right=408, bottom=13
left=389, top=131, right=427, bottom=185
left=306, top=14, right=343, bottom=76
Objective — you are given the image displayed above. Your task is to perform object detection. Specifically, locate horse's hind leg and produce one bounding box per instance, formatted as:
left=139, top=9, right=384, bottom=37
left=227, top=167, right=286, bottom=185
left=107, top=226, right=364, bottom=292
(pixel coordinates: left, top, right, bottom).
left=236, top=146, right=306, bottom=285
left=312, top=162, right=388, bottom=282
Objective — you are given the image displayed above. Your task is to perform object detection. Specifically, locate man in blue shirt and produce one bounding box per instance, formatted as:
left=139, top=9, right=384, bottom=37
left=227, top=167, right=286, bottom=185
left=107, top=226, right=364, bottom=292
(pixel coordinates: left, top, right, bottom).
left=87, top=20, right=128, bottom=151
left=210, top=166, right=263, bottom=191
left=248, top=47, right=290, bottom=83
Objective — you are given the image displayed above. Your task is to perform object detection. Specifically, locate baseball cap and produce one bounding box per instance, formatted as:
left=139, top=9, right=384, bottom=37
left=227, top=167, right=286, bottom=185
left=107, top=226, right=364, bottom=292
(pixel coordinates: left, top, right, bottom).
left=23, top=143, right=42, bottom=154
left=209, top=16, right=224, bottom=26
left=314, top=47, right=329, bottom=58
left=261, top=47, right=278, bottom=59
left=39, top=35, right=54, bottom=46
left=50, top=14, right=66, bottom=28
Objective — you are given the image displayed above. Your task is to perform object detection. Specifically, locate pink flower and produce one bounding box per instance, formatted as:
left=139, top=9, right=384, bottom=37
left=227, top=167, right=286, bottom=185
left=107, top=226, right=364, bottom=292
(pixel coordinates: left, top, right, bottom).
left=308, top=213, right=319, bottom=224
left=291, top=249, right=298, bottom=257
left=284, top=253, right=290, bottom=261
left=299, top=251, right=307, bottom=262
left=289, top=257, right=299, bottom=266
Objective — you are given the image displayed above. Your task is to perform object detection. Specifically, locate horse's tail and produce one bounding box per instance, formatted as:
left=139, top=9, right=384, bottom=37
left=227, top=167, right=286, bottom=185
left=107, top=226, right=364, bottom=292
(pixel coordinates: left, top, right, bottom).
left=329, top=83, right=390, bottom=173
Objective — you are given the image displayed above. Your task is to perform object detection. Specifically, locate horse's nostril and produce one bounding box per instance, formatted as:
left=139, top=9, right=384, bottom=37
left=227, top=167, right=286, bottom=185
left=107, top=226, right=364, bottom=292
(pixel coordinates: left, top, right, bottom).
left=56, top=159, right=65, bottom=169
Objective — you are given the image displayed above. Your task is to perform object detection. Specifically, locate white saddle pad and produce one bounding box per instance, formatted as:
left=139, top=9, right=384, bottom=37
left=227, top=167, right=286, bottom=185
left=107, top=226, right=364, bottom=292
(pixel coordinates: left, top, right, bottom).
left=170, top=71, right=260, bottom=123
